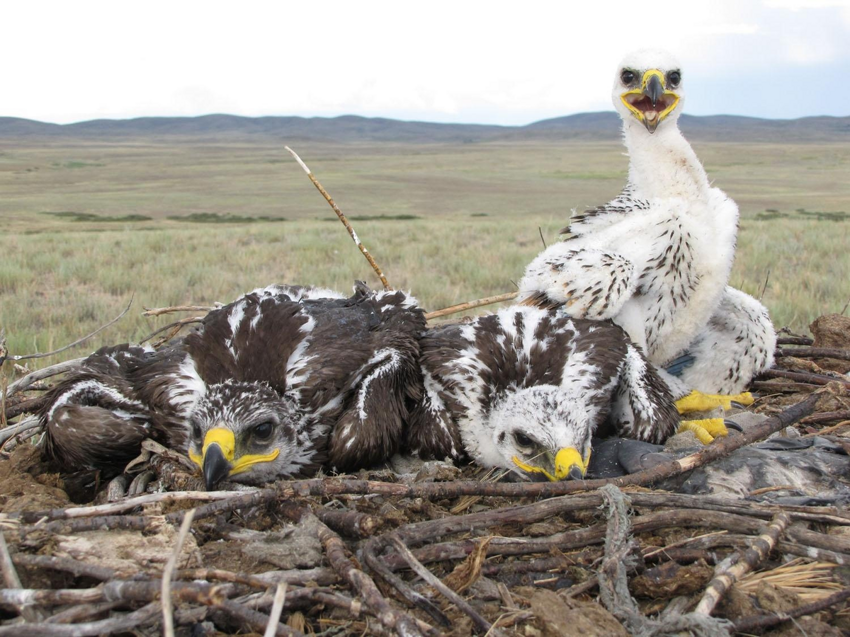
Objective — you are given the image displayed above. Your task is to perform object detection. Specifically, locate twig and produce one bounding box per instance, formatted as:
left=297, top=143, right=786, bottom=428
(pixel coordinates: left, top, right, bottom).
left=218, top=599, right=304, bottom=637
left=143, top=305, right=215, bottom=317
left=12, top=554, right=117, bottom=582
left=5, top=357, right=86, bottom=399
left=277, top=391, right=822, bottom=501
left=302, top=508, right=426, bottom=637
left=733, top=586, right=850, bottom=633
left=801, top=410, right=850, bottom=426
left=424, top=292, right=519, bottom=321
left=0, top=601, right=161, bottom=637
left=759, top=269, right=771, bottom=301
left=44, top=600, right=123, bottom=625
left=0, top=580, right=227, bottom=607
left=162, top=509, right=195, bottom=637
left=0, top=531, right=42, bottom=621
left=776, top=347, right=850, bottom=361
left=0, top=416, right=42, bottom=447
left=694, top=512, right=790, bottom=616
left=4, top=392, right=51, bottom=420
left=760, top=369, right=850, bottom=389
left=8, top=489, right=249, bottom=524
left=278, top=501, right=381, bottom=538
left=389, top=535, right=499, bottom=636
left=538, top=227, right=547, bottom=249
left=776, top=336, right=814, bottom=346
left=3, top=297, right=133, bottom=363
left=285, top=146, right=390, bottom=290
left=139, top=315, right=205, bottom=347
left=264, top=583, right=288, bottom=637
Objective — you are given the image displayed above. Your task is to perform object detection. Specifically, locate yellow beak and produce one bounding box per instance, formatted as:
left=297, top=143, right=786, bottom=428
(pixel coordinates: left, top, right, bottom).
left=554, top=447, right=590, bottom=480
left=511, top=447, right=591, bottom=482
left=188, top=427, right=280, bottom=490
left=620, top=69, right=680, bottom=133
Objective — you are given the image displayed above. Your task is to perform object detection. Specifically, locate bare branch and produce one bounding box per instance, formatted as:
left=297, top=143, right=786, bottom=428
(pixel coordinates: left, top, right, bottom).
left=264, top=583, right=288, bottom=637
left=143, top=304, right=216, bottom=317
left=425, top=291, right=518, bottom=321
left=694, top=512, right=790, bottom=616
left=6, top=357, right=85, bottom=399
left=5, top=296, right=133, bottom=363
left=162, top=509, right=195, bottom=637
left=285, top=146, right=391, bottom=290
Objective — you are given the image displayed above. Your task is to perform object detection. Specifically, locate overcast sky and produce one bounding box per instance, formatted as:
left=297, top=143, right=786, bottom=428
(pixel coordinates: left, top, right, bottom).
left=5, top=0, right=849, bottom=125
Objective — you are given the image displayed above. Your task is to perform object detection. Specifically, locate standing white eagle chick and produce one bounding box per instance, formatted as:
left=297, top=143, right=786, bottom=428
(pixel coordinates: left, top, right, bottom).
left=518, top=50, right=775, bottom=432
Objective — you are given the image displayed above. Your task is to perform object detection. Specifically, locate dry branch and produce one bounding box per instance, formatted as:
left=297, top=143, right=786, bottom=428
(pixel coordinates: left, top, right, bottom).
left=217, top=599, right=304, bottom=637
left=424, top=292, right=519, bottom=321
left=301, top=507, right=428, bottom=637
left=1, top=297, right=133, bottom=364
left=776, top=336, right=814, bottom=346
left=0, top=416, right=42, bottom=447
left=269, top=390, right=822, bottom=502
left=694, top=512, right=790, bottom=616
left=389, top=535, right=499, bottom=635
left=760, top=368, right=850, bottom=389
left=776, top=346, right=850, bottom=361
left=140, top=315, right=205, bottom=347
left=286, top=146, right=390, bottom=290
left=5, top=357, right=85, bottom=398
left=0, top=601, right=161, bottom=637
left=162, top=508, right=195, bottom=637
left=264, top=583, right=288, bottom=637
left=143, top=304, right=216, bottom=317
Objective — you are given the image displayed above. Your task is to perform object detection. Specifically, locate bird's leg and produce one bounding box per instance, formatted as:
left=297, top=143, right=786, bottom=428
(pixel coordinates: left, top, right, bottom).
left=674, top=390, right=753, bottom=443
left=675, top=389, right=754, bottom=413
left=677, top=418, right=728, bottom=444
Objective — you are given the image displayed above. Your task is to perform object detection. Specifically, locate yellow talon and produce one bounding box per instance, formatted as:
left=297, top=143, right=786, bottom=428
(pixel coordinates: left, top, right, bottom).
left=675, top=390, right=754, bottom=415
left=678, top=418, right=728, bottom=444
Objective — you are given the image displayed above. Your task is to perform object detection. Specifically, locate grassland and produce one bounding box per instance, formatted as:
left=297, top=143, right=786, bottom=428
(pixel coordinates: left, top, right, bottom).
left=1, top=137, right=848, bottom=367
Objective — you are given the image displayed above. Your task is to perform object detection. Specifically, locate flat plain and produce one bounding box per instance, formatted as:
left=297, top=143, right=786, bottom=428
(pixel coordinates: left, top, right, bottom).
left=1, top=134, right=848, bottom=366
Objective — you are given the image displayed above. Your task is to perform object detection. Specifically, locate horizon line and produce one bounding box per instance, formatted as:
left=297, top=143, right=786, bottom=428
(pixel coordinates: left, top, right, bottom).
left=2, top=110, right=849, bottom=129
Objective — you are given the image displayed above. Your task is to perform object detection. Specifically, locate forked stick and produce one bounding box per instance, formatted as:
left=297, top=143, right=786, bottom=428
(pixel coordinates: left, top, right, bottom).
left=285, top=146, right=391, bottom=290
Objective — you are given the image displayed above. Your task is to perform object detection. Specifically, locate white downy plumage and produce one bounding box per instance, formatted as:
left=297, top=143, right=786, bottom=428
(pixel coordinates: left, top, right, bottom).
left=518, top=49, right=775, bottom=398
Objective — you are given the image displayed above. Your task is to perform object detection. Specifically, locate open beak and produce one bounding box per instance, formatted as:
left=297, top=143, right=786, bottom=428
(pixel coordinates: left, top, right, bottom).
left=620, top=69, right=679, bottom=133
left=188, top=427, right=281, bottom=491
left=511, top=447, right=591, bottom=482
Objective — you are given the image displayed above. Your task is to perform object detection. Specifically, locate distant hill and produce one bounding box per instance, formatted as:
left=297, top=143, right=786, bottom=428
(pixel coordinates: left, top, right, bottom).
left=1, top=112, right=848, bottom=143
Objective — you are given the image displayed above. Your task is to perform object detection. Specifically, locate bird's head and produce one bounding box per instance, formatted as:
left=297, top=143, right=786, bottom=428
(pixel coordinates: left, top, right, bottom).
left=612, top=49, right=684, bottom=134
left=489, top=386, right=593, bottom=481
left=187, top=380, right=312, bottom=490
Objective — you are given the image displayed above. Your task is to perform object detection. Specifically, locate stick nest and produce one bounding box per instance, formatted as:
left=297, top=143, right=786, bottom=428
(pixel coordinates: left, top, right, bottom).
left=1, top=316, right=849, bottom=636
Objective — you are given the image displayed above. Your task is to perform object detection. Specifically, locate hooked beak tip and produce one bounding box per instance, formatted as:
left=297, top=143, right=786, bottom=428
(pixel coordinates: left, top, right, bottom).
left=202, top=443, right=232, bottom=491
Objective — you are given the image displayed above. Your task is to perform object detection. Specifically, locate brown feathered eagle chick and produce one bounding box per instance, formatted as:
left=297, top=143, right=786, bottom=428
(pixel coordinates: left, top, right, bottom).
left=42, top=283, right=425, bottom=490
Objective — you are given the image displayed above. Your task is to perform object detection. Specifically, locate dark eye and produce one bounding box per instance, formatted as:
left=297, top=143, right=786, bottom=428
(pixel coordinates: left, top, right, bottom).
left=252, top=421, right=275, bottom=441
left=513, top=432, right=534, bottom=448
left=620, top=69, right=635, bottom=85
left=191, top=423, right=202, bottom=440
left=668, top=70, right=681, bottom=87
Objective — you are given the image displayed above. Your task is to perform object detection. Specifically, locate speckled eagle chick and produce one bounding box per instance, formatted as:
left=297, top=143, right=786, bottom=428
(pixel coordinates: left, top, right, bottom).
left=517, top=49, right=775, bottom=403
left=42, top=283, right=425, bottom=490
left=407, top=306, right=679, bottom=481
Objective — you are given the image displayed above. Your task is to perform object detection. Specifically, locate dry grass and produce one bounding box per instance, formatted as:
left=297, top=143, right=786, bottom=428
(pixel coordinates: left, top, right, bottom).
left=737, top=558, right=841, bottom=602
left=1, top=137, right=848, bottom=367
